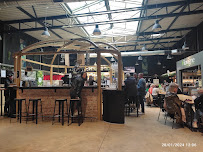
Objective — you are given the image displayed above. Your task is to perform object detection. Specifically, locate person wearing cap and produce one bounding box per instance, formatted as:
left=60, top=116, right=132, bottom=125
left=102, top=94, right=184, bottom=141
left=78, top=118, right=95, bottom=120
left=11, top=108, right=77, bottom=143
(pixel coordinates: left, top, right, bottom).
left=4, top=73, right=14, bottom=116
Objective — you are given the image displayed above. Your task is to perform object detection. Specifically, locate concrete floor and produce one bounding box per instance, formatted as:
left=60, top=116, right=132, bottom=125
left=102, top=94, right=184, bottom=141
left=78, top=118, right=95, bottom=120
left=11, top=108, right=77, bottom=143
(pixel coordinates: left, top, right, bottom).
left=0, top=107, right=203, bottom=152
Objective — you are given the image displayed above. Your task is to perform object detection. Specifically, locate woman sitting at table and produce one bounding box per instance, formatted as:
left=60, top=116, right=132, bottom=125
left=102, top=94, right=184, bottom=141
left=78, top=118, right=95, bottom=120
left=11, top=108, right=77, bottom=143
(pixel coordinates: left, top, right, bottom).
left=164, top=83, right=186, bottom=125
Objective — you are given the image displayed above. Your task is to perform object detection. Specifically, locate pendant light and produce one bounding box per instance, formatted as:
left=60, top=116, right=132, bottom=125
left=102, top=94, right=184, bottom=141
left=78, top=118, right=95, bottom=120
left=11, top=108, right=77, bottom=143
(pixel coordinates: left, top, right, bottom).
left=182, top=41, right=189, bottom=50
left=135, top=61, right=139, bottom=66
left=157, top=60, right=161, bottom=65
left=141, top=44, right=148, bottom=51
left=110, top=56, right=115, bottom=62
left=167, top=54, right=172, bottom=60
left=93, top=25, right=101, bottom=35
left=41, top=7, right=50, bottom=38
left=152, top=20, right=162, bottom=32
left=138, top=55, right=142, bottom=61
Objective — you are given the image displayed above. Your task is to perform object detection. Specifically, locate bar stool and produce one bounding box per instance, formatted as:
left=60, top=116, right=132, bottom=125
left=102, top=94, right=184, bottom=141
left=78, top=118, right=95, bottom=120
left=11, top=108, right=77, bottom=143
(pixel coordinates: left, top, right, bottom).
left=52, top=99, right=68, bottom=126
left=68, top=98, right=83, bottom=126
left=26, top=99, right=43, bottom=124
left=10, top=98, right=27, bottom=123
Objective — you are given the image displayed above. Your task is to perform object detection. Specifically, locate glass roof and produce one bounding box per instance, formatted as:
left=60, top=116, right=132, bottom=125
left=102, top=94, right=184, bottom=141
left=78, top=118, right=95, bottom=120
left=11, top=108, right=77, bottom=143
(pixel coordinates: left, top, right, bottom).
left=68, top=0, right=143, bottom=38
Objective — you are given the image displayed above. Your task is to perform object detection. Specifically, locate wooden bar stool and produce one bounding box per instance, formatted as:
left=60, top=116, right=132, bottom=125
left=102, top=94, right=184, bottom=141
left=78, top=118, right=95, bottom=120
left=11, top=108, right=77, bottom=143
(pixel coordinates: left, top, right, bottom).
left=26, top=99, right=43, bottom=124
left=10, top=98, right=27, bottom=123
left=68, top=98, right=83, bottom=126
left=52, top=99, right=68, bottom=126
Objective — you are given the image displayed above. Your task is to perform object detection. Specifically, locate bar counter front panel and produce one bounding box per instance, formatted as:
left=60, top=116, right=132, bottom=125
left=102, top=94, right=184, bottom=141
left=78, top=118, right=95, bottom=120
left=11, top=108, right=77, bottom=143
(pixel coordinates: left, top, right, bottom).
left=16, top=86, right=98, bottom=120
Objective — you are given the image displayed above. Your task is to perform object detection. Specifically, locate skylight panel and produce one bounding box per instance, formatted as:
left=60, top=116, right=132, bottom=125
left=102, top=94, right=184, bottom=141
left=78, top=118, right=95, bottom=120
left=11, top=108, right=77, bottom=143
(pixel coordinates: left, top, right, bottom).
left=67, top=0, right=143, bottom=38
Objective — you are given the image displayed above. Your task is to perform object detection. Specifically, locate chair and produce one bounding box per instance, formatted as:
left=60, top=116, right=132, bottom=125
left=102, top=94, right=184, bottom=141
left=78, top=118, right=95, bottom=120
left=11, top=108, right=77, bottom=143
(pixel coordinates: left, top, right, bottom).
left=52, top=99, right=68, bottom=126
left=125, top=97, right=139, bottom=117
left=163, top=96, right=182, bottom=129
left=10, top=98, right=27, bottom=123
left=26, top=99, right=43, bottom=124
left=68, top=98, right=83, bottom=126
left=157, top=99, right=165, bottom=121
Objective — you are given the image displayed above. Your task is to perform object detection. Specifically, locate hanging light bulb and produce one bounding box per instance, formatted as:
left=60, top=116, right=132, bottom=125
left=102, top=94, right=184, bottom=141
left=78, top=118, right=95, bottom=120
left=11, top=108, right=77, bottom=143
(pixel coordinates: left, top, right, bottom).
left=135, top=61, right=139, bottom=66
left=167, top=54, right=172, bottom=60
left=141, top=44, right=148, bottom=51
left=152, top=20, right=162, bottom=32
left=138, top=55, right=142, bottom=61
left=93, top=24, right=101, bottom=35
left=157, top=60, right=161, bottom=65
left=182, top=41, right=189, bottom=50
left=41, top=27, right=50, bottom=38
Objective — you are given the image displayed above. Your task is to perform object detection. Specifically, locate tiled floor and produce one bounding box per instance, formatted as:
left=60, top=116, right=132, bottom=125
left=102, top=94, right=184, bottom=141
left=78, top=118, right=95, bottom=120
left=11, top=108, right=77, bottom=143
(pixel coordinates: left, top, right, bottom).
left=0, top=106, right=203, bottom=152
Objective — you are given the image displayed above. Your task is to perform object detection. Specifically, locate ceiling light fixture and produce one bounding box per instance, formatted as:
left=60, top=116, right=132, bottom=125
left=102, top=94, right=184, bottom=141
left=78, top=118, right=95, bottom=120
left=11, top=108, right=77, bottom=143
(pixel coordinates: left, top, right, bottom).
left=152, top=20, right=162, bottom=32
left=141, top=44, right=148, bottom=51
left=41, top=7, right=50, bottom=38
left=157, top=60, right=161, bottom=65
left=110, top=56, right=115, bottom=62
left=93, top=24, right=101, bottom=35
left=167, top=54, right=172, bottom=60
left=135, top=61, right=139, bottom=66
left=138, top=55, right=142, bottom=61
left=41, top=27, right=50, bottom=38
left=182, top=41, right=189, bottom=50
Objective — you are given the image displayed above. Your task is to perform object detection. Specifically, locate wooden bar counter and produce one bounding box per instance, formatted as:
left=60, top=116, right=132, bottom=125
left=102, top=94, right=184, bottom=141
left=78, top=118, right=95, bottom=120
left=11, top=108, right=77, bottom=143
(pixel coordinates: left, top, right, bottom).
left=15, top=86, right=98, bottom=121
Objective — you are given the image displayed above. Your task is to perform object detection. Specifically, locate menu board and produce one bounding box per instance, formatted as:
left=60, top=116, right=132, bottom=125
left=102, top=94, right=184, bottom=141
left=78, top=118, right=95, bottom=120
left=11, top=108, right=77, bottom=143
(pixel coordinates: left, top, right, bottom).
left=1, top=70, right=6, bottom=78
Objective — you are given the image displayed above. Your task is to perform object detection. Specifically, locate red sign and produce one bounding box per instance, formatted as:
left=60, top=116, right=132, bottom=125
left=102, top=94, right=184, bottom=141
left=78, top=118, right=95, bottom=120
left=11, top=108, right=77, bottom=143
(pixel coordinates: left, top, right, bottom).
left=43, top=75, right=64, bottom=80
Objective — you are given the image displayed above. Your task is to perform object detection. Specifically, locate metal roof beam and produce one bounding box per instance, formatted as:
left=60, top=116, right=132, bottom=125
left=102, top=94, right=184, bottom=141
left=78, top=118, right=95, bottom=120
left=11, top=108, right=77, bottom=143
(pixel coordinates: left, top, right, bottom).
left=5, top=0, right=203, bottom=24
left=2, top=25, right=194, bottom=35
left=152, top=5, right=187, bottom=49
left=115, top=40, right=178, bottom=48
left=108, top=36, right=182, bottom=45
left=17, top=7, right=63, bottom=39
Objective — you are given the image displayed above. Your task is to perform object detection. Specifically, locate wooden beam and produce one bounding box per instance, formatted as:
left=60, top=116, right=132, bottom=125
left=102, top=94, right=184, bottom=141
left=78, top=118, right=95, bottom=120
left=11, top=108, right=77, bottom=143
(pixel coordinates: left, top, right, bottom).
left=50, top=67, right=53, bottom=85
left=22, top=58, right=51, bottom=67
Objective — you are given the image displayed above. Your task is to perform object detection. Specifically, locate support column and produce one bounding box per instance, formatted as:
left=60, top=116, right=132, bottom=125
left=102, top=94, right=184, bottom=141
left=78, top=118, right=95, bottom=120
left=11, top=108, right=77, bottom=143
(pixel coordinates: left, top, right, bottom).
left=117, top=54, right=122, bottom=90
left=97, top=52, right=102, bottom=120
left=50, top=67, right=53, bottom=85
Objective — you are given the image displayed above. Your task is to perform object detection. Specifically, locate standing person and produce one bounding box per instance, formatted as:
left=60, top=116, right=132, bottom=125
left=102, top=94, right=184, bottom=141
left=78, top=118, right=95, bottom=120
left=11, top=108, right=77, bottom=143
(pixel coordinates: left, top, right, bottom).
left=137, top=73, right=146, bottom=113
left=4, top=73, right=14, bottom=116
left=124, top=73, right=138, bottom=107
left=133, top=73, right=138, bottom=85
left=70, top=71, right=87, bottom=116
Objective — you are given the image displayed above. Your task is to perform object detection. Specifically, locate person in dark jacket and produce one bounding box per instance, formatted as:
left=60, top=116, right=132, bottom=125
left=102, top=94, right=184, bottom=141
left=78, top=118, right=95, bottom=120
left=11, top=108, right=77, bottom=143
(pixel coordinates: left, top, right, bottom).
left=70, top=71, right=87, bottom=116
left=192, top=90, right=203, bottom=128
left=137, top=73, right=146, bottom=113
left=124, top=73, right=138, bottom=108
left=4, top=73, right=14, bottom=116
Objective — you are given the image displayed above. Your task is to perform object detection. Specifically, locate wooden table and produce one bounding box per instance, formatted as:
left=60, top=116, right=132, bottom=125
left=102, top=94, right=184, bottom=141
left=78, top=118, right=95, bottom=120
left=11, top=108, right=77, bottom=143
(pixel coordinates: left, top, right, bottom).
left=177, top=94, right=194, bottom=104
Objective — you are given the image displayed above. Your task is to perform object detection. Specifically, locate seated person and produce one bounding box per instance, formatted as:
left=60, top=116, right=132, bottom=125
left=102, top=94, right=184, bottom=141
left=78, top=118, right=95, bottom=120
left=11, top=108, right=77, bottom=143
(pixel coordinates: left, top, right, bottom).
left=164, top=83, right=186, bottom=125
left=192, top=89, right=203, bottom=128
left=152, top=84, right=159, bottom=106
left=124, top=73, right=138, bottom=108
left=148, top=84, right=154, bottom=95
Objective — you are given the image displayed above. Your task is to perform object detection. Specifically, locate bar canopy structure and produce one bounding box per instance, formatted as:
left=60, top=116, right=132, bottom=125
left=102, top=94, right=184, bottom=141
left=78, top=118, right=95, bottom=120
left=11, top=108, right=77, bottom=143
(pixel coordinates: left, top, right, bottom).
left=13, top=38, right=123, bottom=90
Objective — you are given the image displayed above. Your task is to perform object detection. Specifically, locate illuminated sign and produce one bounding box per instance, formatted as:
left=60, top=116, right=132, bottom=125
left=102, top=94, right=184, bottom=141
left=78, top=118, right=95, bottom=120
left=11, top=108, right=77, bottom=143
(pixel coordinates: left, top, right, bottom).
left=182, top=57, right=195, bottom=66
